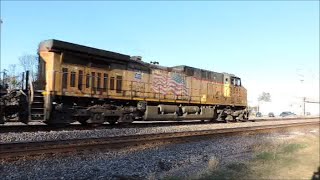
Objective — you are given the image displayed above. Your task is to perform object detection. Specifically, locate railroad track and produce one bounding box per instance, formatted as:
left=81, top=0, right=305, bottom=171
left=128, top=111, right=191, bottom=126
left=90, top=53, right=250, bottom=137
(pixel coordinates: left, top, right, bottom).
left=0, top=119, right=318, bottom=160
left=0, top=117, right=318, bottom=134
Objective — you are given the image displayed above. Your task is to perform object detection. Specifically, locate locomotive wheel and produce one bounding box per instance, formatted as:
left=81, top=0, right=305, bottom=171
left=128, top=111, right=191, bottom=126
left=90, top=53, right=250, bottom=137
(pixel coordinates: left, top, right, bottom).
left=118, top=122, right=132, bottom=126
left=77, top=117, right=89, bottom=126
left=108, top=121, right=116, bottom=125
left=233, top=116, right=239, bottom=122
left=88, top=123, right=101, bottom=127
left=238, top=114, right=247, bottom=122
left=79, top=121, right=88, bottom=126
left=118, top=114, right=133, bottom=124
left=225, top=114, right=233, bottom=123
left=107, top=117, right=118, bottom=125
left=44, top=121, right=69, bottom=128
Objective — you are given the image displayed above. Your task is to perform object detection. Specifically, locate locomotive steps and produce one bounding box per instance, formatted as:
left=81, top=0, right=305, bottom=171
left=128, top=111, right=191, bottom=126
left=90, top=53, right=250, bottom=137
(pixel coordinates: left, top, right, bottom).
left=30, top=90, right=45, bottom=121
left=0, top=118, right=319, bottom=160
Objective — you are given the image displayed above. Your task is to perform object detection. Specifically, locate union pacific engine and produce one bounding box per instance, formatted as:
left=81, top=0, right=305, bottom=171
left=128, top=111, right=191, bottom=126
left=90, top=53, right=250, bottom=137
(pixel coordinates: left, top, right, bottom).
left=0, top=39, right=248, bottom=125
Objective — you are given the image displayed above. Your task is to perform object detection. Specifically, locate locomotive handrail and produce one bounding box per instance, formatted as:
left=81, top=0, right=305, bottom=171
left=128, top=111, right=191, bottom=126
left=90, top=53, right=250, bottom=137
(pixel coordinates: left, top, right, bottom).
left=28, top=75, right=34, bottom=122
left=29, top=76, right=34, bottom=104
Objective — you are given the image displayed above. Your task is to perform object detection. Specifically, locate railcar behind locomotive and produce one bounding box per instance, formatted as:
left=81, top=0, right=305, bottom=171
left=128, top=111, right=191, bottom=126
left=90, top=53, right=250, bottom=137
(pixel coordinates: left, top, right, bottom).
left=0, top=39, right=248, bottom=125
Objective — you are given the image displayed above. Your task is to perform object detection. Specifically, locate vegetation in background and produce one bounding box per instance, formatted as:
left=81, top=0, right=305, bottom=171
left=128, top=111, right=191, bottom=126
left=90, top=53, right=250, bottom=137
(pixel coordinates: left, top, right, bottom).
left=258, top=92, right=271, bottom=102
left=19, top=54, right=38, bottom=81
left=1, top=54, right=38, bottom=90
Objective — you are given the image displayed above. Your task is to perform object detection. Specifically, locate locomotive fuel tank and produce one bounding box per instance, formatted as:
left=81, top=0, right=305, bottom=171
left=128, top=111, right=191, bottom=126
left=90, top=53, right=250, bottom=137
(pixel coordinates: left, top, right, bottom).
left=158, top=105, right=179, bottom=114
left=182, top=106, right=200, bottom=114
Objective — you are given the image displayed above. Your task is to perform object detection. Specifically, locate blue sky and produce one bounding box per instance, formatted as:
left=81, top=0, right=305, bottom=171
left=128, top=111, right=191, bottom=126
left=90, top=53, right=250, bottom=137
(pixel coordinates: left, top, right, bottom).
left=1, top=1, right=319, bottom=110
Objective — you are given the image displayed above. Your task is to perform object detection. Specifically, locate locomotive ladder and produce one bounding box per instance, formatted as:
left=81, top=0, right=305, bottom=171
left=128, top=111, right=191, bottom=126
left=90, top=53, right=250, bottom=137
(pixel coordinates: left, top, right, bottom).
left=30, top=90, right=45, bottom=121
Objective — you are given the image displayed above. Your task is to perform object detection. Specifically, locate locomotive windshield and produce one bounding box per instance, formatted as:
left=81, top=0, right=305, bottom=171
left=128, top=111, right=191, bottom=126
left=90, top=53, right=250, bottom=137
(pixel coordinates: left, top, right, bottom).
left=237, top=78, right=241, bottom=86
left=231, top=77, right=241, bottom=86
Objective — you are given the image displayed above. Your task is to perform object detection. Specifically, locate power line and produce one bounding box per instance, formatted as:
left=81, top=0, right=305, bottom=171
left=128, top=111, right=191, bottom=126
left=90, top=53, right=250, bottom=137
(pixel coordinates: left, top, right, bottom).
left=305, top=101, right=320, bottom=104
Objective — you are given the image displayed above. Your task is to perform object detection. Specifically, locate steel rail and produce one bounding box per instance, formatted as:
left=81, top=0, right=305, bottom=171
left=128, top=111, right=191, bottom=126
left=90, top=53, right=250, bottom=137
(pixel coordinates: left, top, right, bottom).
left=0, top=120, right=318, bottom=160
left=0, top=117, right=318, bottom=134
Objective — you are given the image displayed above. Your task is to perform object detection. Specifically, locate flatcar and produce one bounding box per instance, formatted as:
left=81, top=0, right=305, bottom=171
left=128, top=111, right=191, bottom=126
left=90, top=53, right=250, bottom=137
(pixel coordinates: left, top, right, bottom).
left=0, top=39, right=248, bottom=125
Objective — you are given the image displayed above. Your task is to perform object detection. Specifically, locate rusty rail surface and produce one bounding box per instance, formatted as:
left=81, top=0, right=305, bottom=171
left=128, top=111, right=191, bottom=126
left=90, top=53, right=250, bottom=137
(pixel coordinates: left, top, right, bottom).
left=0, top=120, right=318, bottom=160
left=0, top=117, right=319, bottom=134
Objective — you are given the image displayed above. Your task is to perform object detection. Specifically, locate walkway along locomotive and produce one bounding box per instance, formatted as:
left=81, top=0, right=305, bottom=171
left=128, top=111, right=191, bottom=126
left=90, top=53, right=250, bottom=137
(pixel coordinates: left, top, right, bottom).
left=0, top=39, right=249, bottom=125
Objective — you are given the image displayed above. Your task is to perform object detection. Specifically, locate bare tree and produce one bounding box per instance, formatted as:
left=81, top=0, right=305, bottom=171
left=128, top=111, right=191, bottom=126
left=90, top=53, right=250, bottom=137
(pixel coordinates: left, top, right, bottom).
left=258, top=92, right=271, bottom=102
left=19, top=54, right=38, bottom=81
left=4, top=64, right=21, bottom=90
left=257, top=92, right=271, bottom=112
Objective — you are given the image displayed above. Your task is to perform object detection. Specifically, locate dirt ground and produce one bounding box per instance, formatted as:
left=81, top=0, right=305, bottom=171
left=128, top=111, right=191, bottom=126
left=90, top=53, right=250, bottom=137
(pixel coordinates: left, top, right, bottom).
left=196, top=129, right=320, bottom=180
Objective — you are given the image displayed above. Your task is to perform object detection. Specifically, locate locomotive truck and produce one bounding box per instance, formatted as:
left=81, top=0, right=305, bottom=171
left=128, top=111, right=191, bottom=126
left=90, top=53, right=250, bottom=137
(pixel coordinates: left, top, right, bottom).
left=0, top=39, right=248, bottom=126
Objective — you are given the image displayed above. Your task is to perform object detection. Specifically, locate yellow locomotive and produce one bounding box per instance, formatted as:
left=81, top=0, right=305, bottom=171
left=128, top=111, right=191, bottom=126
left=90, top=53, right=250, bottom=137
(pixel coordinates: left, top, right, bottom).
left=1, top=39, right=248, bottom=125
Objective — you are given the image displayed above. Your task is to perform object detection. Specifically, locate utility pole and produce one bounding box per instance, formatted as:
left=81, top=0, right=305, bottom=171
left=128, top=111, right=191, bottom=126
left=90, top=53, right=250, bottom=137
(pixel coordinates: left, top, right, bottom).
left=0, top=19, right=3, bottom=83
left=296, top=68, right=305, bottom=116
left=303, top=97, right=306, bottom=116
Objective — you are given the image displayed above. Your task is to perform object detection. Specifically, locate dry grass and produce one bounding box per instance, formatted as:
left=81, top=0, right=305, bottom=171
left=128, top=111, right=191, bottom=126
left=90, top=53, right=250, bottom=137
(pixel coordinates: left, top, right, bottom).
left=197, top=133, right=319, bottom=180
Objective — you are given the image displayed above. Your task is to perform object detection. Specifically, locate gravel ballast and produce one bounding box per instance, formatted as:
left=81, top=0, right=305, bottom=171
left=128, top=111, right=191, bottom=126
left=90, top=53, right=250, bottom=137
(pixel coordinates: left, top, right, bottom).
left=1, top=125, right=318, bottom=180
left=0, top=118, right=318, bottom=143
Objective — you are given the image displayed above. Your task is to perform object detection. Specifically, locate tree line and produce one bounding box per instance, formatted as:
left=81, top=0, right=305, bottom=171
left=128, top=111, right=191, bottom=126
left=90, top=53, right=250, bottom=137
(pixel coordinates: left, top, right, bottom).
left=1, top=54, right=38, bottom=90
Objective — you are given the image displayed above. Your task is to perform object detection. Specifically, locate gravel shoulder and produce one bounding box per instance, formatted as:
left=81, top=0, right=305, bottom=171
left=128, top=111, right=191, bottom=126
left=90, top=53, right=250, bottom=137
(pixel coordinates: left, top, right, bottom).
left=1, top=124, right=318, bottom=180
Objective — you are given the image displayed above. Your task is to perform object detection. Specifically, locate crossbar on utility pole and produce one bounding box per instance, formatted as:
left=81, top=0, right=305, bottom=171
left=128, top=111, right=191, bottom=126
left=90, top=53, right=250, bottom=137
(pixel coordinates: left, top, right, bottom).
left=305, top=101, right=320, bottom=104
